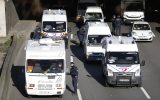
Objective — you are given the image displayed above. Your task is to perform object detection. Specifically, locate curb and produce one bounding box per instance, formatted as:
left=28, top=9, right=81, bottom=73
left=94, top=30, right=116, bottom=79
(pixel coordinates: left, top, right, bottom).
left=0, top=35, right=17, bottom=100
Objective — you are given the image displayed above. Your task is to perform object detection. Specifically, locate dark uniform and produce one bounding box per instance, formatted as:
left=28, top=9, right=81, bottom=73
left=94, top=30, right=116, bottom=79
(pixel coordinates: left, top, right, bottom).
left=111, top=15, right=116, bottom=35
left=70, top=63, right=78, bottom=94
left=115, top=16, right=123, bottom=36
left=33, top=27, right=41, bottom=39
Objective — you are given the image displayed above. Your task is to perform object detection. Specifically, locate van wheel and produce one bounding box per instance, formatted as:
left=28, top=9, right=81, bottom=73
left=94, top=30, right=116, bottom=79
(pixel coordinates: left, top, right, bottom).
left=58, top=95, right=63, bottom=98
left=104, top=76, right=109, bottom=87
left=137, top=78, right=142, bottom=87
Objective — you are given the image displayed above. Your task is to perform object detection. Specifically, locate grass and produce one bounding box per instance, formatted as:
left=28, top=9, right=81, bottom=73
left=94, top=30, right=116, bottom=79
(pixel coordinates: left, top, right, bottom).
left=0, top=37, right=12, bottom=53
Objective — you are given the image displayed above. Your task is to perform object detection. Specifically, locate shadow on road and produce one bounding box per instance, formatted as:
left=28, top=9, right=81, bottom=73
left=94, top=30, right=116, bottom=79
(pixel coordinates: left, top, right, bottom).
left=11, top=65, right=28, bottom=97
left=70, top=44, right=104, bottom=86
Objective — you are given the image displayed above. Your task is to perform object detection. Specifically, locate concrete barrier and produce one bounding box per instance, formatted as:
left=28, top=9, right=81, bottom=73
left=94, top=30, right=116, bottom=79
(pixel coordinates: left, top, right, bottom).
left=0, top=0, right=6, bottom=37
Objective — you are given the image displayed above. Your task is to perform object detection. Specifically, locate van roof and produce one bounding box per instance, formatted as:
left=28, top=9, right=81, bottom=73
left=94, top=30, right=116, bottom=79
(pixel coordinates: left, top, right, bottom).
left=105, top=36, right=138, bottom=52
left=26, top=38, right=65, bottom=59
left=87, top=22, right=111, bottom=36
left=86, top=6, right=102, bottom=13
left=42, top=9, right=67, bottom=21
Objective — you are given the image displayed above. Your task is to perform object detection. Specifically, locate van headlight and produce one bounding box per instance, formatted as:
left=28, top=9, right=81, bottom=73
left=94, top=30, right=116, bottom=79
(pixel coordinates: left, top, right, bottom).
left=141, top=14, right=144, bottom=18
left=123, top=14, right=127, bottom=18
left=135, top=69, right=140, bottom=76
left=29, top=84, right=35, bottom=87
left=56, top=84, right=62, bottom=87
left=87, top=52, right=92, bottom=56
left=108, top=69, right=113, bottom=76
left=132, top=32, right=137, bottom=36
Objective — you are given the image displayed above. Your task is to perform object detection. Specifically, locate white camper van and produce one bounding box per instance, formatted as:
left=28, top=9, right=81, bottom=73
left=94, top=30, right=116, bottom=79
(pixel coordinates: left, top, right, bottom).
left=25, top=38, right=66, bottom=97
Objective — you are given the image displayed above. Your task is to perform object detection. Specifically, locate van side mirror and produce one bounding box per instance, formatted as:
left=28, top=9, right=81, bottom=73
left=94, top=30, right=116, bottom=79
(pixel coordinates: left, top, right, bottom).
left=66, top=68, right=70, bottom=75
left=67, top=27, right=71, bottom=33
left=141, top=60, right=145, bottom=66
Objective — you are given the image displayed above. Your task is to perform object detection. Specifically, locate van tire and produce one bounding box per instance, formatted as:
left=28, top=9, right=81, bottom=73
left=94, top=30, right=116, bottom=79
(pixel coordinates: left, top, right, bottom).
left=137, top=77, right=142, bottom=87
left=104, top=76, right=109, bottom=87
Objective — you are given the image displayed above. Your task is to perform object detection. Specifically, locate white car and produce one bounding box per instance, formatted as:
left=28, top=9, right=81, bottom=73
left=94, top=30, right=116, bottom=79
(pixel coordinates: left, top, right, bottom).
left=131, top=21, right=155, bottom=41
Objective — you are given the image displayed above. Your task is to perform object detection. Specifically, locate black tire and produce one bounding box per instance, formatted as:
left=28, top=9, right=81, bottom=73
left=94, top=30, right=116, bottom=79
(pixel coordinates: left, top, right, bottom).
left=137, top=78, right=142, bottom=87
left=26, top=95, right=32, bottom=98
left=104, top=76, right=109, bottom=87
left=30, top=32, right=34, bottom=39
left=58, top=95, right=63, bottom=98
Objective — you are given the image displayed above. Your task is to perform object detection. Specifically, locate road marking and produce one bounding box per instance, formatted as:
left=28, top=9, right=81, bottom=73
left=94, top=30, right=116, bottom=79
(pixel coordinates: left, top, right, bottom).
left=140, top=87, right=151, bottom=99
left=70, top=55, right=73, bottom=63
left=71, top=34, right=73, bottom=39
left=77, top=89, right=82, bottom=100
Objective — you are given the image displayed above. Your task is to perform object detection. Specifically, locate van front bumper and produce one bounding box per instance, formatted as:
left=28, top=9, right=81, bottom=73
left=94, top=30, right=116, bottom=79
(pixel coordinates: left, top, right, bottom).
left=106, top=73, right=141, bottom=86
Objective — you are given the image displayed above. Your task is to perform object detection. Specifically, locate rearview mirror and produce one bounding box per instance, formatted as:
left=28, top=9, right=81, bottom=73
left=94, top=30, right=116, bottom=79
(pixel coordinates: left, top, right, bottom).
left=67, top=27, right=71, bottom=33
left=141, top=60, right=145, bottom=66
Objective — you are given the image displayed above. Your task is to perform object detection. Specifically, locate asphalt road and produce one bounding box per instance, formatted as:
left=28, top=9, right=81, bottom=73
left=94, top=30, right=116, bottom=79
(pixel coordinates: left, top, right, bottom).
left=3, top=22, right=160, bottom=100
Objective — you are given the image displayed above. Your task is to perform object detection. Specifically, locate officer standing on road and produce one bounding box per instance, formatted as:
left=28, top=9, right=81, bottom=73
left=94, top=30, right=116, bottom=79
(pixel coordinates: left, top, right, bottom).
left=70, top=62, right=78, bottom=94
left=115, top=15, right=123, bottom=36
left=111, top=15, right=116, bottom=35
left=33, top=26, right=41, bottom=39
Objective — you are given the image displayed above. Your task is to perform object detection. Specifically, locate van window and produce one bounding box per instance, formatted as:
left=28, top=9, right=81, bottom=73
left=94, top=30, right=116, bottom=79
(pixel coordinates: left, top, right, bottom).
left=87, top=35, right=107, bottom=45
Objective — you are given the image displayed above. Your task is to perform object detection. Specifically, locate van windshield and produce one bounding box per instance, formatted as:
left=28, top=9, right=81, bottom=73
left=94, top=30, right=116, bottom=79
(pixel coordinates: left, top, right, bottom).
left=85, top=13, right=102, bottom=19
left=107, top=52, right=139, bottom=64
left=87, top=35, right=107, bottom=45
left=27, top=59, right=64, bottom=73
left=43, top=21, right=66, bottom=32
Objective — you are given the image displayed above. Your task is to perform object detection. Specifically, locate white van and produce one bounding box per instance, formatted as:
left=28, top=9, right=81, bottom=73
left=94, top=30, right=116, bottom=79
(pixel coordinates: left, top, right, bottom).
left=25, top=38, right=66, bottom=96
left=121, top=0, right=145, bottom=23
left=83, top=22, right=111, bottom=61
left=101, top=36, right=145, bottom=87
left=76, top=0, right=97, bottom=23
left=84, top=6, right=105, bottom=23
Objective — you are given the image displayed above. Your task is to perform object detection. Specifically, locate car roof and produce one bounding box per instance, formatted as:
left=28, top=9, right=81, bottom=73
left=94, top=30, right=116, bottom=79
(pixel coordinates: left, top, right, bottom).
left=133, top=21, right=149, bottom=24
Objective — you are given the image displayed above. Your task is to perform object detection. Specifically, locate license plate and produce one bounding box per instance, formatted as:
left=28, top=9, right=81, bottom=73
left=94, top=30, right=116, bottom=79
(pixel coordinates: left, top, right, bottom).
left=38, top=84, right=52, bottom=90
left=119, top=79, right=129, bottom=82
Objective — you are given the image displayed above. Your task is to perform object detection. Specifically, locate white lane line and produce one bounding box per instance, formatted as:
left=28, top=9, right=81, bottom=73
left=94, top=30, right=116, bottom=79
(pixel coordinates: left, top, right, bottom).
left=71, top=34, right=73, bottom=39
left=70, top=55, right=73, bottom=63
left=140, top=87, right=151, bottom=99
left=77, top=89, right=82, bottom=100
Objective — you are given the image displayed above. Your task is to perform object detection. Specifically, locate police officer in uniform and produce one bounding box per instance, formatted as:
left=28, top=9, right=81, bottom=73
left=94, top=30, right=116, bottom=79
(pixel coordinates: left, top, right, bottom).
left=33, top=26, right=41, bottom=39
left=111, top=15, right=116, bottom=35
left=115, top=15, right=123, bottom=36
left=70, top=62, right=78, bottom=94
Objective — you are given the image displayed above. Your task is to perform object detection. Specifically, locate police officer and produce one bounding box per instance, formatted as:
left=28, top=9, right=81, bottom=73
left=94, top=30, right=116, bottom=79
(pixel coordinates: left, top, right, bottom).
left=115, top=15, right=123, bottom=36
left=70, top=62, right=78, bottom=94
left=33, top=26, right=41, bottom=39
left=111, top=15, right=116, bottom=35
